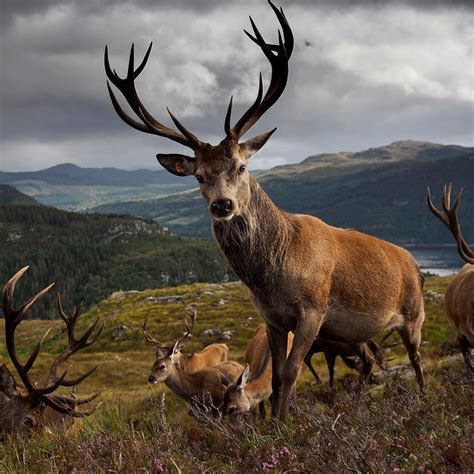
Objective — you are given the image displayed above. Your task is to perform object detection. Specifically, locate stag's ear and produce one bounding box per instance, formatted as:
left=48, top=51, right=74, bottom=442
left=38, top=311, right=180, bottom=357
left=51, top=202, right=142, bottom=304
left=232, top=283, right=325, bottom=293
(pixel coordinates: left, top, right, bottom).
left=0, top=364, right=18, bottom=399
left=218, top=373, right=230, bottom=387
left=156, top=154, right=196, bottom=176
left=240, top=129, right=276, bottom=158
left=236, top=364, right=251, bottom=391
left=169, top=340, right=182, bottom=362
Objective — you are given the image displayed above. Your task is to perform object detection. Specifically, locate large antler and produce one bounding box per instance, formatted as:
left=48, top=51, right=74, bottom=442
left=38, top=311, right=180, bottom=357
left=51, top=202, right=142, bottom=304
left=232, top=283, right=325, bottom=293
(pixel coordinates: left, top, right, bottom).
left=225, top=0, right=294, bottom=141
left=427, top=184, right=473, bottom=264
left=2, top=267, right=102, bottom=417
left=105, top=43, right=204, bottom=150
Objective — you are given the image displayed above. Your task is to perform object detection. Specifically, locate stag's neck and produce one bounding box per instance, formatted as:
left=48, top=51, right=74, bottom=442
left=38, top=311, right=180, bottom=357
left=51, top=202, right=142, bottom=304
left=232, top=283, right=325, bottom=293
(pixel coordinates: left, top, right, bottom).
left=165, top=367, right=200, bottom=402
left=212, top=176, right=292, bottom=291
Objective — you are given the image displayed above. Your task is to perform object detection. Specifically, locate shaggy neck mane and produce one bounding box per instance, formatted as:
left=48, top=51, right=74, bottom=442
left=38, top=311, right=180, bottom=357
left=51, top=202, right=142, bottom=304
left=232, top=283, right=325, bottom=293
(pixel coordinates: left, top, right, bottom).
left=212, top=176, right=292, bottom=291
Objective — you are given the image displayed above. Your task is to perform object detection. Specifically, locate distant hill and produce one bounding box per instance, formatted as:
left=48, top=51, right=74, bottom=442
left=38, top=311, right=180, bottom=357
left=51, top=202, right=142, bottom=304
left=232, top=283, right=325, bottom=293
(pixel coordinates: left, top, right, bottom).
left=0, top=163, right=194, bottom=187
left=0, top=205, right=231, bottom=319
left=90, top=141, right=474, bottom=243
left=0, top=184, right=40, bottom=206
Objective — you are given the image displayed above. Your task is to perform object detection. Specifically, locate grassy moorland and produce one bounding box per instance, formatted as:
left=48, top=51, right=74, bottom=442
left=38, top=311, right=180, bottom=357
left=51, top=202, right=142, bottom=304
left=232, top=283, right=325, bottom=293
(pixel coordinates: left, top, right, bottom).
left=0, top=276, right=472, bottom=473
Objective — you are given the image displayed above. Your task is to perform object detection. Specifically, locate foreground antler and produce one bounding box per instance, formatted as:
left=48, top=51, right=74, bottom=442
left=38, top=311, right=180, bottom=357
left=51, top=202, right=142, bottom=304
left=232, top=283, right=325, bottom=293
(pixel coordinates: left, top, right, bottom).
left=427, top=184, right=474, bottom=264
left=2, top=267, right=102, bottom=417
left=225, top=0, right=294, bottom=140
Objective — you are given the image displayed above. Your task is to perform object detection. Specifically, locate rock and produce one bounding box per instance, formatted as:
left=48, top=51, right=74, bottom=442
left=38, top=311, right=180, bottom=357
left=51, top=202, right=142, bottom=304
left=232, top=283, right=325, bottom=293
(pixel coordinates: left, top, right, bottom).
left=220, top=331, right=234, bottom=341
left=217, top=299, right=228, bottom=306
left=201, top=291, right=214, bottom=297
left=144, top=295, right=183, bottom=304
left=111, top=325, right=128, bottom=342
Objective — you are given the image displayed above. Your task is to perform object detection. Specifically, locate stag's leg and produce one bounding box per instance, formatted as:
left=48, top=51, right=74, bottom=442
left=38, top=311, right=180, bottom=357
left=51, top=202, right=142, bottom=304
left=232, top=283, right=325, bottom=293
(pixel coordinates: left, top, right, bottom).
left=351, top=344, right=374, bottom=385
left=279, top=315, right=323, bottom=421
left=324, top=351, right=336, bottom=388
left=304, top=353, right=322, bottom=384
left=397, top=315, right=425, bottom=392
left=458, top=334, right=473, bottom=372
left=266, top=325, right=288, bottom=419
left=259, top=401, right=266, bottom=419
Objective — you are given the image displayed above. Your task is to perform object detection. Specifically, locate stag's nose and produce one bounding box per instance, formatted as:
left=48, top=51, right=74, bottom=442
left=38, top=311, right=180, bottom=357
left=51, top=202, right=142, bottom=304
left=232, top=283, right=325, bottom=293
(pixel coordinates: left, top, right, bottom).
left=148, top=375, right=157, bottom=384
left=210, top=199, right=233, bottom=218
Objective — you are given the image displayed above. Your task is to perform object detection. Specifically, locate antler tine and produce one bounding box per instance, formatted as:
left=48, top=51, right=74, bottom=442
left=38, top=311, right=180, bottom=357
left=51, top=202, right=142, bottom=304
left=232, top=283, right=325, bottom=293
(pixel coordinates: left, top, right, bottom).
left=228, top=1, right=294, bottom=140
left=427, top=184, right=474, bottom=264
left=45, top=294, right=104, bottom=387
left=184, top=306, right=197, bottom=338
left=142, top=318, right=165, bottom=348
left=2, top=268, right=55, bottom=394
left=42, top=394, right=100, bottom=418
left=105, top=43, right=203, bottom=150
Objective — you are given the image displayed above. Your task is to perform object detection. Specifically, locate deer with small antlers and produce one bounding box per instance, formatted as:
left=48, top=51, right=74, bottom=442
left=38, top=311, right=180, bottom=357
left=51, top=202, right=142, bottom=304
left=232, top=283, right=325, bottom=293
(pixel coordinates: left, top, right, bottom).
left=105, top=1, right=425, bottom=421
left=427, top=184, right=473, bottom=371
left=143, top=306, right=229, bottom=374
left=144, top=310, right=242, bottom=412
left=0, top=267, right=102, bottom=435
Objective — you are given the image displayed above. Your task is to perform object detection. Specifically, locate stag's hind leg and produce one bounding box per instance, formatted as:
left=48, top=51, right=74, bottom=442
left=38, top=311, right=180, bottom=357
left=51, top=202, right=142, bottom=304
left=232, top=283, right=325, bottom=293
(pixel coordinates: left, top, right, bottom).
left=397, top=311, right=425, bottom=392
left=458, top=334, right=473, bottom=372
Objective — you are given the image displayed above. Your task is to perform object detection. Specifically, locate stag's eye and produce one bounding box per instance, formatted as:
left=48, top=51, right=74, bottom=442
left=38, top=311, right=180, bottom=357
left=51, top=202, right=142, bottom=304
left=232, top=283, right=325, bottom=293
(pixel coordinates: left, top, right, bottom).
left=158, top=364, right=166, bottom=370
left=195, top=174, right=204, bottom=183
left=238, top=165, right=247, bottom=175
left=22, top=416, right=34, bottom=427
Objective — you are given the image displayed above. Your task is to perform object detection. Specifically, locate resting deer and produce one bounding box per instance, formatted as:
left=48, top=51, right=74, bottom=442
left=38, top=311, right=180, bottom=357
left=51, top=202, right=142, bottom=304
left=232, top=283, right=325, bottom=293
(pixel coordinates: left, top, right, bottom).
left=1, top=267, right=102, bottom=435
left=144, top=314, right=242, bottom=412
left=142, top=306, right=229, bottom=373
left=427, top=184, right=474, bottom=371
left=105, top=1, right=425, bottom=420
left=304, top=338, right=392, bottom=387
left=223, top=324, right=295, bottom=418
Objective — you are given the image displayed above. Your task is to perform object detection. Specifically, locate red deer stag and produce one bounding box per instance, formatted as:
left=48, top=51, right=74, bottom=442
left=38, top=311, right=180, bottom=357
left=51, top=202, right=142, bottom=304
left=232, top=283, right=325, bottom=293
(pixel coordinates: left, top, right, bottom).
left=223, top=324, right=295, bottom=418
left=142, top=306, right=229, bottom=373
left=105, top=1, right=425, bottom=420
left=427, top=184, right=473, bottom=371
left=144, top=316, right=242, bottom=412
left=1, top=267, right=102, bottom=434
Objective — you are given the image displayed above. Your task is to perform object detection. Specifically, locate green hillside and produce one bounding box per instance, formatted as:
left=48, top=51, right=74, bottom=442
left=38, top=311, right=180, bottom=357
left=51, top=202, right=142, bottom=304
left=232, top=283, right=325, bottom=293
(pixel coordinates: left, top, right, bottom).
left=89, top=141, right=474, bottom=242
left=0, top=184, right=41, bottom=206
left=0, top=276, right=472, bottom=472
left=0, top=205, right=231, bottom=319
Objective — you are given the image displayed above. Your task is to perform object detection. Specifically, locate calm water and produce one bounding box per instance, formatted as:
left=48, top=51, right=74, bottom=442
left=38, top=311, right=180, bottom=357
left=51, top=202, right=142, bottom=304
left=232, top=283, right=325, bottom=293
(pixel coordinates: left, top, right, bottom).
left=404, top=245, right=465, bottom=276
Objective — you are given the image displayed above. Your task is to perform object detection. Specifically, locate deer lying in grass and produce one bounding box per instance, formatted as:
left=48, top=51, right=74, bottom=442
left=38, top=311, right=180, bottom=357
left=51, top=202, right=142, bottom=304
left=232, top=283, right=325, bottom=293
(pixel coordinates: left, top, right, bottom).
left=223, top=324, right=295, bottom=417
left=106, top=1, right=426, bottom=420
left=142, top=306, right=229, bottom=373
left=144, top=312, right=242, bottom=412
left=304, top=338, right=392, bottom=387
left=1, top=267, right=102, bottom=435
left=427, top=184, right=474, bottom=371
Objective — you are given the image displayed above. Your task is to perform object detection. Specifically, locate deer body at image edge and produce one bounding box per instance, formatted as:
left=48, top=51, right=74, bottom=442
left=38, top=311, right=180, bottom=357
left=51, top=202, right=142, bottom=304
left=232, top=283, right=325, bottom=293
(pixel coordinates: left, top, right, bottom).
left=106, top=1, right=425, bottom=421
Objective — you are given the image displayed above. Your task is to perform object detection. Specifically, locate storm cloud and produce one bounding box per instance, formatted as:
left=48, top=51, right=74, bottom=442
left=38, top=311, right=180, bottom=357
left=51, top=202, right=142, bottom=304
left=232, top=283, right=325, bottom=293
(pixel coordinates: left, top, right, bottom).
left=1, top=0, right=472, bottom=171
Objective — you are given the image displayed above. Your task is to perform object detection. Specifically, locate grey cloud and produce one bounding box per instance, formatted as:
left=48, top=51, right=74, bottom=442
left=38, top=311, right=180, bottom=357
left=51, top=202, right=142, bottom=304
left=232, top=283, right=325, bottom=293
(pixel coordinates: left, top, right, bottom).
left=1, top=0, right=473, bottom=172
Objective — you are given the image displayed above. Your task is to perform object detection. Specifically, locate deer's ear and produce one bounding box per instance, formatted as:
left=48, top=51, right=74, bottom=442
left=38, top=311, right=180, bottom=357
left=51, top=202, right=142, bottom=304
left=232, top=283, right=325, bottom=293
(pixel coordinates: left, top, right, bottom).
left=0, top=364, right=18, bottom=399
left=236, top=364, right=251, bottom=391
left=169, top=340, right=182, bottom=361
left=240, top=129, right=276, bottom=158
left=156, top=154, right=196, bottom=176
left=218, top=374, right=230, bottom=387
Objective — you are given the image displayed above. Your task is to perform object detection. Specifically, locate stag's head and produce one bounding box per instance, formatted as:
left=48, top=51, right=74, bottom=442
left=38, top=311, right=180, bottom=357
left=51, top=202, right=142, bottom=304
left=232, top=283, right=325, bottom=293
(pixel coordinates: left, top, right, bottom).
left=143, top=307, right=196, bottom=384
left=105, top=1, right=293, bottom=221
left=0, top=267, right=102, bottom=435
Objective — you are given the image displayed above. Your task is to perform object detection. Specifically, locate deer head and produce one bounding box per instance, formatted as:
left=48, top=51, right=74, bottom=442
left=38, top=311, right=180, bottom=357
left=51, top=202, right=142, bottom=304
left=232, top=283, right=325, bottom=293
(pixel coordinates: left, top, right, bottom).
left=0, top=267, right=103, bottom=434
left=143, top=306, right=196, bottom=384
left=222, top=364, right=253, bottom=415
left=105, top=1, right=293, bottom=221
left=427, top=184, right=473, bottom=264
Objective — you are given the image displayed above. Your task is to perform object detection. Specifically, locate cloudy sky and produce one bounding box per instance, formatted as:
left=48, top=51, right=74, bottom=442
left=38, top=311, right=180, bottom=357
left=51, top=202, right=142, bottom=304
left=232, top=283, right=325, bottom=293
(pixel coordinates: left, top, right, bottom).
left=0, top=0, right=473, bottom=172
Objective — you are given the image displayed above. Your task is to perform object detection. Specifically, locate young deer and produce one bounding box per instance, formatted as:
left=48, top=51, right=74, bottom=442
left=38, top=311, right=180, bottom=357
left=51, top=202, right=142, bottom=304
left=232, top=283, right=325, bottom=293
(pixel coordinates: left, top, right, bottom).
left=1, top=267, right=102, bottom=435
left=105, top=1, right=425, bottom=420
left=144, top=315, right=242, bottom=412
left=427, top=184, right=474, bottom=370
left=142, top=306, right=229, bottom=373
left=223, top=324, right=295, bottom=417
left=304, top=338, right=391, bottom=387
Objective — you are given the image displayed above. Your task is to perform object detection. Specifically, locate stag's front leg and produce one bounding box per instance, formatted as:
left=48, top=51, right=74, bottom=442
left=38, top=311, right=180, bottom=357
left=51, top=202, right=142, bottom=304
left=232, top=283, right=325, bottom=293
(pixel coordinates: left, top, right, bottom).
left=279, top=312, right=324, bottom=421
left=266, top=325, right=288, bottom=419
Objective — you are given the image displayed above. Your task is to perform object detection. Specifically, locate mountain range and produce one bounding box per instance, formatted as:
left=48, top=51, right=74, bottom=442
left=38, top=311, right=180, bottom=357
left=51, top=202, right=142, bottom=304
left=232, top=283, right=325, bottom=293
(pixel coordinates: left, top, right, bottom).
left=89, top=140, right=474, bottom=243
